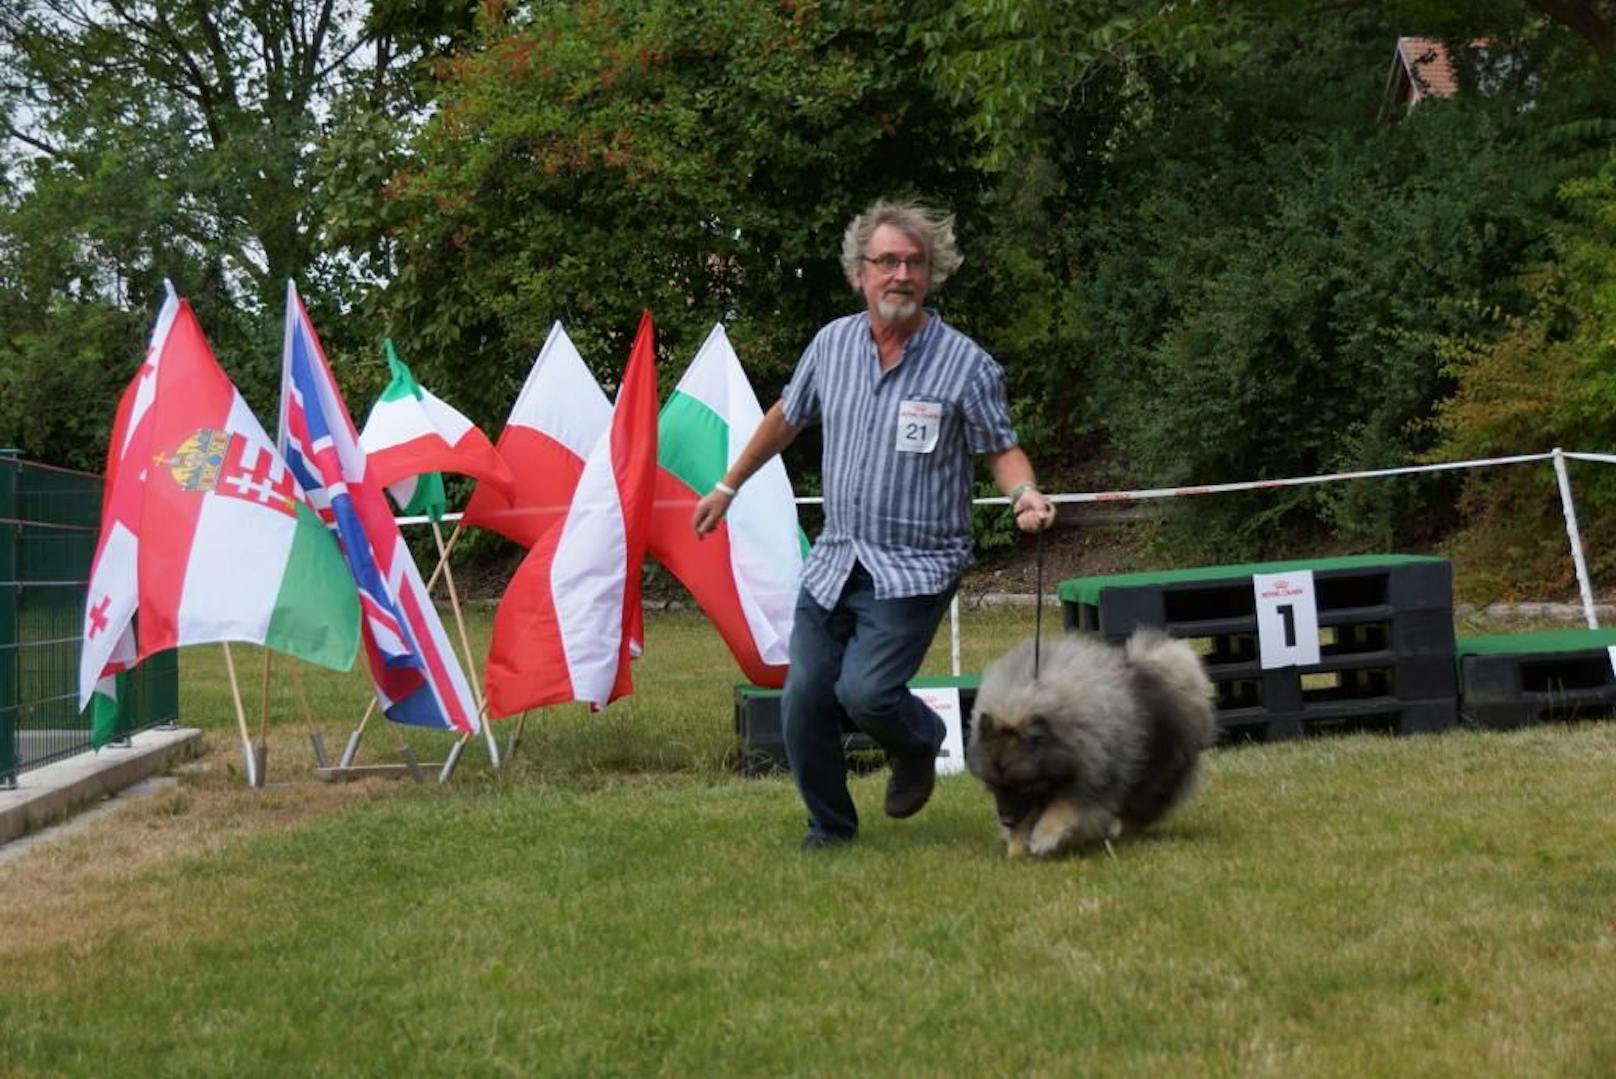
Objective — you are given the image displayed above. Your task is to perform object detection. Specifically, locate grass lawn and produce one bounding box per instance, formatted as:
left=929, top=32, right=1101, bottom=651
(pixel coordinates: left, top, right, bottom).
left=4, top=606, right=1616, bottom=1075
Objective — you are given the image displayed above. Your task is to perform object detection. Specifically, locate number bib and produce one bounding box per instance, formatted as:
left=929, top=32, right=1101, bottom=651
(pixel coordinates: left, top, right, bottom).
left=896, top=399, right=943, bottom=454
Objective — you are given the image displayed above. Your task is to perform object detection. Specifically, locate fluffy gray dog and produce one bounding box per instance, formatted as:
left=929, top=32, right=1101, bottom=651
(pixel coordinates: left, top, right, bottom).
left=966, top=630, right=1217, bottom=858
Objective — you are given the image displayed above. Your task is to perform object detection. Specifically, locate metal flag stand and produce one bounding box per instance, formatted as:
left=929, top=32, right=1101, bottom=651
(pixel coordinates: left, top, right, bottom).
left=311, top=520, right=484, bottom=783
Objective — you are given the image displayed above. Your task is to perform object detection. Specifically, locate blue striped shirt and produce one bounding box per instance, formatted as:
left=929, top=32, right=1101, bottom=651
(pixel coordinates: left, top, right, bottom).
left=782, top=311, right=1019, bottom=607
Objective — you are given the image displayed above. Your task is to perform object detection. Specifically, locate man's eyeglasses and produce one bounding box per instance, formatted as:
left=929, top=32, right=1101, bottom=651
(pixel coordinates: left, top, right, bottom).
left=861, top=253, right=928, bottom=274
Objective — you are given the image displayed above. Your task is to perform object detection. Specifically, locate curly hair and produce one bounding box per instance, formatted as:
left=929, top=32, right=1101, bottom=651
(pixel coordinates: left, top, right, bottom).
left=839, top=198, right=964, bottom=291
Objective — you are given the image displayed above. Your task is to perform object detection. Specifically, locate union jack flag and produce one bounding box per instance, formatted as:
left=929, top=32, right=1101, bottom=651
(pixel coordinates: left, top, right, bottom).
left=276, top=281, right=479, bottom=734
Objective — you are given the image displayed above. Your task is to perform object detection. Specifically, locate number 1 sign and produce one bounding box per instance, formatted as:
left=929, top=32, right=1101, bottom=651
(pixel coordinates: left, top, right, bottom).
left=1252, top=570, right=1322, bottom=669
left=912, top=686, right=965, bottom=775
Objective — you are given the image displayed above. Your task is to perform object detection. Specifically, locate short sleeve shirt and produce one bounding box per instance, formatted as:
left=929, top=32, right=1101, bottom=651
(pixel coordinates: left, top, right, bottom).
left=782, top=310, right=1018, bottom=607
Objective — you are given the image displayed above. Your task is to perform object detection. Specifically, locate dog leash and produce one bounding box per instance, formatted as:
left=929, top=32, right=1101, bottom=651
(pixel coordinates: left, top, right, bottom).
left=1033, top=526, right=1045, bottom=680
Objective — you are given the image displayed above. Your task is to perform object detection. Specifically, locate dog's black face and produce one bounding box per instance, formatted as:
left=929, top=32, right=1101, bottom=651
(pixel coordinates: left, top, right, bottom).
left=987, top=781, right=1045, bottom=829
left=967, top=711, right=1082, bottom=827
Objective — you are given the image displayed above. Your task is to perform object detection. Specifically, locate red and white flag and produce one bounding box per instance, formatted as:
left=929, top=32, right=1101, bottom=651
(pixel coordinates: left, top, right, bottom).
left=78, top=285, right=360, bottom=711
left=79, top=289, right=178, bottom=706
left=485, top=312, right=658, bottom=715
left=461, top=322, right=611, bottom=547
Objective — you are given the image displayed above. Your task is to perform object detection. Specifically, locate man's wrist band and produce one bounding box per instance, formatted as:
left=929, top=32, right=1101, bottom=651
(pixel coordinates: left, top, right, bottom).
left=713, top=481, right=737, bottom=497
left=1007, top=481, right=1038, bottom=508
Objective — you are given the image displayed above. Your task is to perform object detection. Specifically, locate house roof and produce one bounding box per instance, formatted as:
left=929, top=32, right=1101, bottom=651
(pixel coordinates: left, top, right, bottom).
left=1395, top=37, right=1460, bottom=102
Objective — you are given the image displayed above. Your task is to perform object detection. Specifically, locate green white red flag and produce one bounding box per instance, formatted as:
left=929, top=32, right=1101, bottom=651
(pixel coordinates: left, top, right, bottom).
left=485, top=312, right=658, bottom=715
left=77, top=287, right=360, bottom=713
left=650, top=325, right=802, bottom=687
left=90, top=670, right=127, bottom=749
left=358, top=340, right=513, bottom=519
left=360, top=339, right=510, bottom=520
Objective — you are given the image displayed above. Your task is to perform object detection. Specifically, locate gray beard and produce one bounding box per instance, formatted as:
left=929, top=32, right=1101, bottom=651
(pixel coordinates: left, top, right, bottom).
left=877, top=295, right=919, bottom=323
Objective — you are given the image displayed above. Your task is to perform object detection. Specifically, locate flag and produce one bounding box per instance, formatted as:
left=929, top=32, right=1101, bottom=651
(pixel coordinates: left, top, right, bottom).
left=392, top=470, right=448, bottom=523
left=277, top=282, right=480, bottom=734
left=461, top=322, right=611, bottom=547
left=651, top=324, right=802, bottom=688
left=77, top=287, right=360, bottom=713
left=486, top=311, right=659, bottom=715
left=78, top=287, right=162, bottom=711
left=358, top=339, right=513, bottom=520
left=90, top=671, right=127, bottom=749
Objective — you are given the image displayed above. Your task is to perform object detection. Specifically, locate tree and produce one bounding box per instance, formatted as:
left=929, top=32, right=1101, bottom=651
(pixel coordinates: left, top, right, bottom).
left=1431, top=156, right=1616, bottom=597
left=909, top=0, right=1240, bottom=171
left=988, top=6, right=1601, bottom=559
left=378, top=0, right=986, bottom=435
left=0, top=0, right=474, bottom=467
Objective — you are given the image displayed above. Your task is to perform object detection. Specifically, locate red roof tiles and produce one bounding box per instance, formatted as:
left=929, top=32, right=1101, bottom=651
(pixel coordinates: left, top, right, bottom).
left=1396, top=37, right=1460, bottom=101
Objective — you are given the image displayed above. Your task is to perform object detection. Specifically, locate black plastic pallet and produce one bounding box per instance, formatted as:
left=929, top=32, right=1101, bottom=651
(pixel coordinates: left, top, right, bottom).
left=1216, top=696, right=1456, bottom=743
left=1062, top=558, right=1453, bottom=645
left=1459, top=630, right=1616, bottom=730
left=1210, top=653, right=1457, bottom=714
left=1057, top=556, right=1458, bottom=740
left=734, top=680, right=978, bottom=778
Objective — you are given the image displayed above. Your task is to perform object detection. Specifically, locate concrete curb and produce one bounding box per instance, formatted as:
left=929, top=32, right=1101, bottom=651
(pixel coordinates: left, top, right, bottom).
left=0, top=727, right=204, bottom=845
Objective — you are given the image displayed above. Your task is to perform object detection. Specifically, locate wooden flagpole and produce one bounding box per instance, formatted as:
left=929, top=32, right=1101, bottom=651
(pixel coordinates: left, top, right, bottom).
left=424, top=521, right=465, bottom=593
left=431, top=519, right=499, bottom=768
left=221, top=643, right=260, bottom=787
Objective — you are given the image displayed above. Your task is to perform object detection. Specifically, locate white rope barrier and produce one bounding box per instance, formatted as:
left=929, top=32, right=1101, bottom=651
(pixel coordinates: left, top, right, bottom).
left=1040, top=451, right=1557, bottom=505
left=399, top=446, right=1615, bottom=658
left=396, top=449, right=1568, bottom=525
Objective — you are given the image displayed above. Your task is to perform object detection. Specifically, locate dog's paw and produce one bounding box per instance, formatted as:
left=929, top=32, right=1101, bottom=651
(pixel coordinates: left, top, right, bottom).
left=1005, top=834, right=1031, bottom=859
left=1028, top=800, right=1083, bottom=856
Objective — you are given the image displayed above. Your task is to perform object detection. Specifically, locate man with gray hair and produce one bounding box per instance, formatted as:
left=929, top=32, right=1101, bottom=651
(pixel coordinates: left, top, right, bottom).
left=693, top=197, right=1055, bottom=851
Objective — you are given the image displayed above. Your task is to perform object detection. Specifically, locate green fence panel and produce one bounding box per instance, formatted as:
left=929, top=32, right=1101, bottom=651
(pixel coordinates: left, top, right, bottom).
left=1, top=453, right=19, bottom=784
left=0, top=455, right=176, bottom=785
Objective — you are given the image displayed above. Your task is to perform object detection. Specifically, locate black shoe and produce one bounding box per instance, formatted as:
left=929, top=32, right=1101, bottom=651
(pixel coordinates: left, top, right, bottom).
left=884, top=749, right=938, bottom=819
left=799, top=831, right=855, bottom=852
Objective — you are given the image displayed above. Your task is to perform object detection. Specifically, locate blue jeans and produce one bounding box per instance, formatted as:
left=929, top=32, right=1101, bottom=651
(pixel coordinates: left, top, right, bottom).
left=782, top=563, right=956, bottom=840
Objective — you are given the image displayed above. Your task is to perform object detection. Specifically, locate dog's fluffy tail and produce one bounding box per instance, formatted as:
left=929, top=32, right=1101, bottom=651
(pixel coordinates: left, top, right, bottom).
left=1124, top=629, right=1218, bottom=749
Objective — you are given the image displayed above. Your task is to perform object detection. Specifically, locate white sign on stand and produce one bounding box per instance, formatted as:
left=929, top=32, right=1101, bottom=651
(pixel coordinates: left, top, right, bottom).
left=1252, top=570, right=1322, bottom=669
left=1607, top=645, right=1615, bottom=680
left=913, top=686, right=966, bottom=775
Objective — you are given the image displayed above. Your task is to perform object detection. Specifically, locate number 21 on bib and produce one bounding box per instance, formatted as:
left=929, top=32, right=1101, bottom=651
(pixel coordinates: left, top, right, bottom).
left=896, top=399, right=942, bottom=453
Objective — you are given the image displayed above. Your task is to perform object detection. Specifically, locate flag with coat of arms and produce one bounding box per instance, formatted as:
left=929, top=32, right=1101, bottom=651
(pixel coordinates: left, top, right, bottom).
left=78, top=284, right=360, bottom=731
